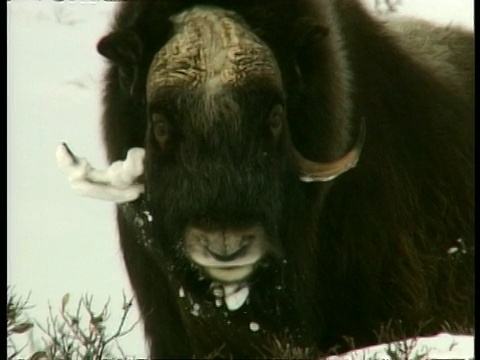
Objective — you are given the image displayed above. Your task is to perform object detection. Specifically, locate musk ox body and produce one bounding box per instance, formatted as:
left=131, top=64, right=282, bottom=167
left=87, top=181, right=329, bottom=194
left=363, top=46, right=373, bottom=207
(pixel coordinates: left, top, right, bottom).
left=96, top=0, right=474, bottom=358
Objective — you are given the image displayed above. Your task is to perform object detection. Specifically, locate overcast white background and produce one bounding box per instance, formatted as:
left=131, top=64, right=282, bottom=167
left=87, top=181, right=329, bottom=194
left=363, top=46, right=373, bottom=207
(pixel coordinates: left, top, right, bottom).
left=7, top=0, right=473, bottom=357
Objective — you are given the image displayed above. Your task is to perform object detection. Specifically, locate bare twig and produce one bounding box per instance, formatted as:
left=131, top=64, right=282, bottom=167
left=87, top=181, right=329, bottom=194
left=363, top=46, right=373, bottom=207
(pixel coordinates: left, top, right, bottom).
left=374, top=0, right=402, bottom=15
left=17, top=291, right=140, bottom=359
left=7, top=288, right=35, bottom=359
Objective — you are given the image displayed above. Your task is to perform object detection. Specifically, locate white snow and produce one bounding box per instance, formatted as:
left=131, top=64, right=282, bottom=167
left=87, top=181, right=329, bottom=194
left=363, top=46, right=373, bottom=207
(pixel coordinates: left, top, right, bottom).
left=178, top=287, right=185, bottom=298
left=249, top=322, right=260, bottom=332
left=212, top=287, right=224, bottom=297
left=223, top=284, right=250, bottom=311
left=447, top=247, right=459, bottom=254
left=56, top=142, right=145, bottom=203
left=8, top=1, right=148, bottom=357
left=365, top=0, right=473, bottom=30
left=190, top=303, right=201, bottom=317
left=7, top=0, right=472, bottom=358
left=326, top=333, right=474, bottom=360
left=211, top=283, right=250, bottom=311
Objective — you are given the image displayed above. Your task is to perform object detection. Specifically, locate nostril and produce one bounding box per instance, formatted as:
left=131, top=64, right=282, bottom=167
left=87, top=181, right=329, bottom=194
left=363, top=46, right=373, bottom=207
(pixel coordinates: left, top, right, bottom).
left=242, top=234, right=256, bottom=244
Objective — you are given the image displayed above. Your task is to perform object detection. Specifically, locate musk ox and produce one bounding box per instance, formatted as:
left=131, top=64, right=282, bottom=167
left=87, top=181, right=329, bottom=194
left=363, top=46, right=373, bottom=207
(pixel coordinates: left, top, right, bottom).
left=80, top=0, right=474, bottom=358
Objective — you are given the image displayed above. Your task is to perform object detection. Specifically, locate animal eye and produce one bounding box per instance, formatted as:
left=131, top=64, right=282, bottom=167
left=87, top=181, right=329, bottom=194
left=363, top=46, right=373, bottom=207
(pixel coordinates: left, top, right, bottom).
left=151, top=113, right=170, bottom=146
left=268, top=104, right=284, bottom=137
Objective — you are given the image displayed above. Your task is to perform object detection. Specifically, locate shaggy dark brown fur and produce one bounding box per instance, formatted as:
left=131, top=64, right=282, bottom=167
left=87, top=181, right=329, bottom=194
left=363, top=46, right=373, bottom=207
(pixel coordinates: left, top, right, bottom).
left=96, top=0, right=473, bottom=358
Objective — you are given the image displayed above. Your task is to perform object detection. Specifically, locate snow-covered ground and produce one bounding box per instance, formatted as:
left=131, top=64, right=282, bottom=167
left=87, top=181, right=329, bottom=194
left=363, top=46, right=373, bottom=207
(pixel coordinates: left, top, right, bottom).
left=7, top=0, right=473, bottom=358
left=327, top=333, right=474, bottom=360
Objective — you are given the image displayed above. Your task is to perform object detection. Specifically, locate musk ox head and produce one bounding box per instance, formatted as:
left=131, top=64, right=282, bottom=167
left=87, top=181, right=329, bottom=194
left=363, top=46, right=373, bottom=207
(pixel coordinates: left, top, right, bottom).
left=96, top=6, right=363, bottom=285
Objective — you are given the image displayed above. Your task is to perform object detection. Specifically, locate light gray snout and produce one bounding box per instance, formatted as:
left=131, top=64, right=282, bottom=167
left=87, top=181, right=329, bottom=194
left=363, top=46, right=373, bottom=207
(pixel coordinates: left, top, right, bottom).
left=186, top=227, right=260, bottom=262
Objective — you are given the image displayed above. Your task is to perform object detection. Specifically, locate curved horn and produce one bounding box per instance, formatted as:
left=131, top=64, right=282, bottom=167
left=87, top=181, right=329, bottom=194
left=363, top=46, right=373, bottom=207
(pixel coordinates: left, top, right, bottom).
left=295, top=119, right=366, bottom=182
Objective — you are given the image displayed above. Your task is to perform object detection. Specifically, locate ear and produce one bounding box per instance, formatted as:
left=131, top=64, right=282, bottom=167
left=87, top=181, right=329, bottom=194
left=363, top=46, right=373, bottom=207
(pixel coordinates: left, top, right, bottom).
left=97, top=31, right=145, bottom=97
left=289, top=20, right=353, bottom=162
left=294, top=23, right=329, bottom=78
left=97, top=30, right=143, bottom=66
